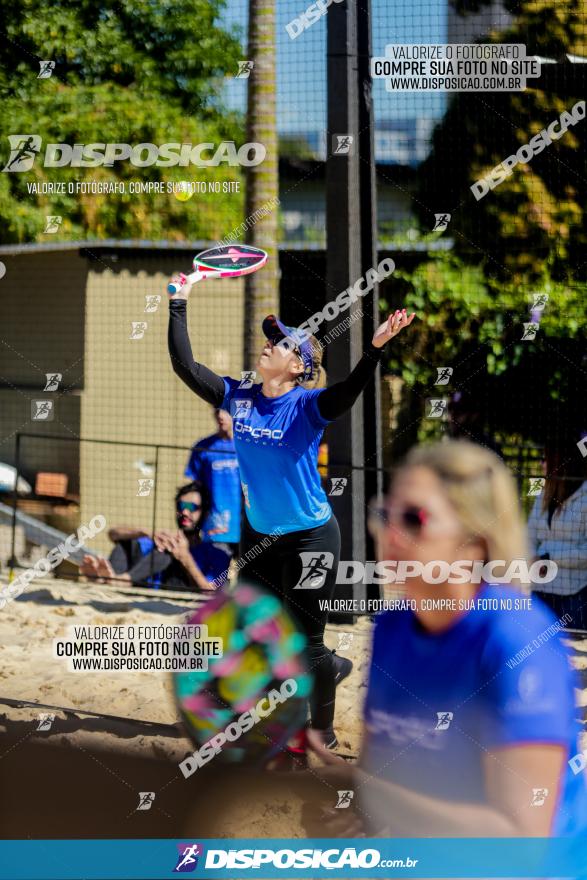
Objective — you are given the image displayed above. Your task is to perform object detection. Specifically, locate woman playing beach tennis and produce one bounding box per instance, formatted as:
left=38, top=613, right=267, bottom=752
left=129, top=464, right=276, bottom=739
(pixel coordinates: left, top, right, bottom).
left=167, top=271, right=414, bottom=747
left=303, top=440, right=587, bottom=838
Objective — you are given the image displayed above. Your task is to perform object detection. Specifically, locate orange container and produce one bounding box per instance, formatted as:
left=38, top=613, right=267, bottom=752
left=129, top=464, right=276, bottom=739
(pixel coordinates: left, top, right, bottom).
left=35, top=472, right=68, bottom=497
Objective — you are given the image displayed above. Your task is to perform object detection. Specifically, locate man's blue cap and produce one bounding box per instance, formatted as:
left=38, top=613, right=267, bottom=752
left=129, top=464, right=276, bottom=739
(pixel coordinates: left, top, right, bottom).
left=262, top=314, right=314, bottom=381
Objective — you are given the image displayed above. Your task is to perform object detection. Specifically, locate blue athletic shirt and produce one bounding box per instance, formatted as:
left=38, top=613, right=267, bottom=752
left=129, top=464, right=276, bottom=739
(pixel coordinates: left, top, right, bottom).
left=220, top=378, right=332, bottom=535
left=363, top=583, right=587, bottom=836
left=185, top=433, right=241, bottom=543
left=189, top=542, right=230, bottom=587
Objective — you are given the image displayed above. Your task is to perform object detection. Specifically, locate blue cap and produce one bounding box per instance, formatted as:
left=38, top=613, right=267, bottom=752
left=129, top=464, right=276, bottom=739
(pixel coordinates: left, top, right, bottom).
left=262, top=315, right=314, bottom=381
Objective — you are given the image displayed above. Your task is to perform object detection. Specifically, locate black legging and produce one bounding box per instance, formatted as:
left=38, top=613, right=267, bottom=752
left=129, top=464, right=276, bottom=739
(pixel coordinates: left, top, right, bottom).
left=108, top=540, right=170, bottom=585
left=108, top=540, right=195, bottom=590
left=238, top=515, right=341, bottom=731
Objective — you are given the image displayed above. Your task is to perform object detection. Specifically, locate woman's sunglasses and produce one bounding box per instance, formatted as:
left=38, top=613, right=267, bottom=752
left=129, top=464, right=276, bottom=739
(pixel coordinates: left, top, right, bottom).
left=269, top=335, right=301, bottom=357
left=178, top=501, right=201, bottom=513
left=368, top=503, right=429, bottom=537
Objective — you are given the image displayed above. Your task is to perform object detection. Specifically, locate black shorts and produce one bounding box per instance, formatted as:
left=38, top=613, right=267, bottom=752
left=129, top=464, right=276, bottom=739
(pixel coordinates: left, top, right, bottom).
left=238, top=515, right=342, bottom=729
left=238, top=515, right=341, bottom=640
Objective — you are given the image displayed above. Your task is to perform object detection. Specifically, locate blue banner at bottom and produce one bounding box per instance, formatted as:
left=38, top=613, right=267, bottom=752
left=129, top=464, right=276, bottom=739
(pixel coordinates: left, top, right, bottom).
left=0, top=838, right=585, bottom=879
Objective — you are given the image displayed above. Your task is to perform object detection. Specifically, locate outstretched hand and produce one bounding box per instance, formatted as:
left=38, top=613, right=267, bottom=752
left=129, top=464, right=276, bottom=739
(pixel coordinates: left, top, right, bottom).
left=372, top=309, right=415, bottom=349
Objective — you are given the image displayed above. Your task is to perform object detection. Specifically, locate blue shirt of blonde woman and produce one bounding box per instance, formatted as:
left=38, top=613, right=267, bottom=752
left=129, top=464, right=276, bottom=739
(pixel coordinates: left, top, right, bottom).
left=363, top=583, right=587, bottom=837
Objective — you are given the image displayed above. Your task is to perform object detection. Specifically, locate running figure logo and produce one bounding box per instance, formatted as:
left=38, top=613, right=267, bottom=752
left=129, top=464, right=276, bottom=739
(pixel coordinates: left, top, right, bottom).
left=433, top=213, right=451, bottom=231
left=36, top=713, right=55, bottom=731
left=130, top=321, right=148, bottom=340
left=434, top=367, right=453, bottom=385
left=527, top=478, right=545, bottom=497
left=435, top=711, right=453, bottom=731
left=144, top=295, right=161, bottom=313
left=38, top=61, right=55, bottom=79
left=531, top=788, right=549, bottom=807
left=32, top=400, right=54, bottom=421
left=44, top=373, right=62, bottom=391
left=337, top=632, right=354, bottom=651
left=174, top=843, right=203, bottom=873
left=332, top=134, right=354, bottom=155
left=2, top=135, right=42, bottom=172
left=136, top=792, right=155, bottom=811
left=44, top=215, right=62, bottom=233
left=531, top=293, right=548, bottom=311
left=294, top=551, right=334, bottom=589
left=137, top=479, right=154, bottom=497
left=521, top=323, right=539, bottom=341
left=329, top=477, right=347, bottom=496
left=233, top=399, right=252, bottom=419
left=236, top=60, right=254, bottom=78
left=427, top=399, right=447, bottom=418
left=239, top=371, right=256, bottom=389
left=335, top=790, right=354, bottom=809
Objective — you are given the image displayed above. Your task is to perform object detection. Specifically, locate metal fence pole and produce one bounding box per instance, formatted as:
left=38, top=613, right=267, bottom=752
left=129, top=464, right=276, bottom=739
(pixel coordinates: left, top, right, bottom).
left=8, top=432, right=22, bottom=573
left=356, top=0, right=383, bottom=589
left=149, top=444, right=160, bottom=586
left=326, top=0, right=367, bottom=617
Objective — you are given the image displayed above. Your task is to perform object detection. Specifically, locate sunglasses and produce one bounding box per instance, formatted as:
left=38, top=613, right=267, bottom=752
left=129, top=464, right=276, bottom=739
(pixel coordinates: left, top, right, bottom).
left=178, top=501, right=201, bottom=512
left=368, top=504, right=429, bottom=536
left=268, top=335, right=302, bottom=356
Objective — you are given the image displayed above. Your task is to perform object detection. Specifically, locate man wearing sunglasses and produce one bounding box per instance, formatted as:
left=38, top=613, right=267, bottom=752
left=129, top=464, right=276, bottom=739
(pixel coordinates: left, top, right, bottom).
left=80, top=482, right=230, bottom=591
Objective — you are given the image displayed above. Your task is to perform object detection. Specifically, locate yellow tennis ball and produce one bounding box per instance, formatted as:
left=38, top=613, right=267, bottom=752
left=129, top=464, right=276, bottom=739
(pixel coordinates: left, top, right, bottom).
left=174, top=182, right=194, bottom=202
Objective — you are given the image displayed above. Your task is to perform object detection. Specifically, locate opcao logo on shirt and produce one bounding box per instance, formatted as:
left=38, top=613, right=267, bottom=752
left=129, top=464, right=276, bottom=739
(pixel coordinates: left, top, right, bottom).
left=235, top=423, right=284, bottom=440
left=211, top=459, right=239, bottom=471
left=366, top=708, right=445, bottom=750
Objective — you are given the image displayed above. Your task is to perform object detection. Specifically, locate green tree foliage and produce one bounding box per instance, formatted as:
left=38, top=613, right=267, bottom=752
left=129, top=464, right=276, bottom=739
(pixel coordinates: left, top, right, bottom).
left=0, top=0, right=247, bottom=241
left=383, top=0, right=587, bottom=451
left=381, top=253, right=587, bottom=446
left=418, top=0, right=587, bottom=282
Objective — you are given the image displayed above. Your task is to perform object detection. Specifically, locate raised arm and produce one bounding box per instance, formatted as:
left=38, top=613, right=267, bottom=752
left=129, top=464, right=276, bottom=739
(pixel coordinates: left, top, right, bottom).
left=168, top=277, right=226, bottom=407
left=318, top=309, right=415, bottom=421
left=317, top=344, right=384, bottom=421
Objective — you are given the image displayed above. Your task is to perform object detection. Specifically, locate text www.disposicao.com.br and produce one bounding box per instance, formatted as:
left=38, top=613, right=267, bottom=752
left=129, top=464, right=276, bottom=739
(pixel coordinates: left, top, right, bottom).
left=70, top=657, right=201, bottom=671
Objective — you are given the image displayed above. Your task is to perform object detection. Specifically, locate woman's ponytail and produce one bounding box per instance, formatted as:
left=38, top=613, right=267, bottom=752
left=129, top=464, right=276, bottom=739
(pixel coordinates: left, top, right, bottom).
left=299, top=336, right=326, bottom=389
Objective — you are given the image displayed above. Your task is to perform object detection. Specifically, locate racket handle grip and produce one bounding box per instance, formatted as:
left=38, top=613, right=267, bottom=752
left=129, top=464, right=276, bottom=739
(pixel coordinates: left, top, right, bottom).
left=167, top=271, right=199, bottom=295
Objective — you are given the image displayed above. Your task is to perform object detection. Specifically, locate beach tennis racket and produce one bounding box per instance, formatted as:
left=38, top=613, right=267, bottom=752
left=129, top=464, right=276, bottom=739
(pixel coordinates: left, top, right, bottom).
left=173, top=582, right=312, bottom=769
left=167, top=244, right=268, bottom=294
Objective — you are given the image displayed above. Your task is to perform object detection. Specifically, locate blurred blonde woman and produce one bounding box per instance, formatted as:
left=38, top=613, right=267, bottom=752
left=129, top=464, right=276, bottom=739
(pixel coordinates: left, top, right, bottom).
left=306, top=441, right=587, bottom=839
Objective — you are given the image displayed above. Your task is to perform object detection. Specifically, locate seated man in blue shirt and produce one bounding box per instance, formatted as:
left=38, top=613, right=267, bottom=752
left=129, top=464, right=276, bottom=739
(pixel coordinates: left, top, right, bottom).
left=185, top=407, right=241, bottom=554
left=80, top=482, right=230, bottom=591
